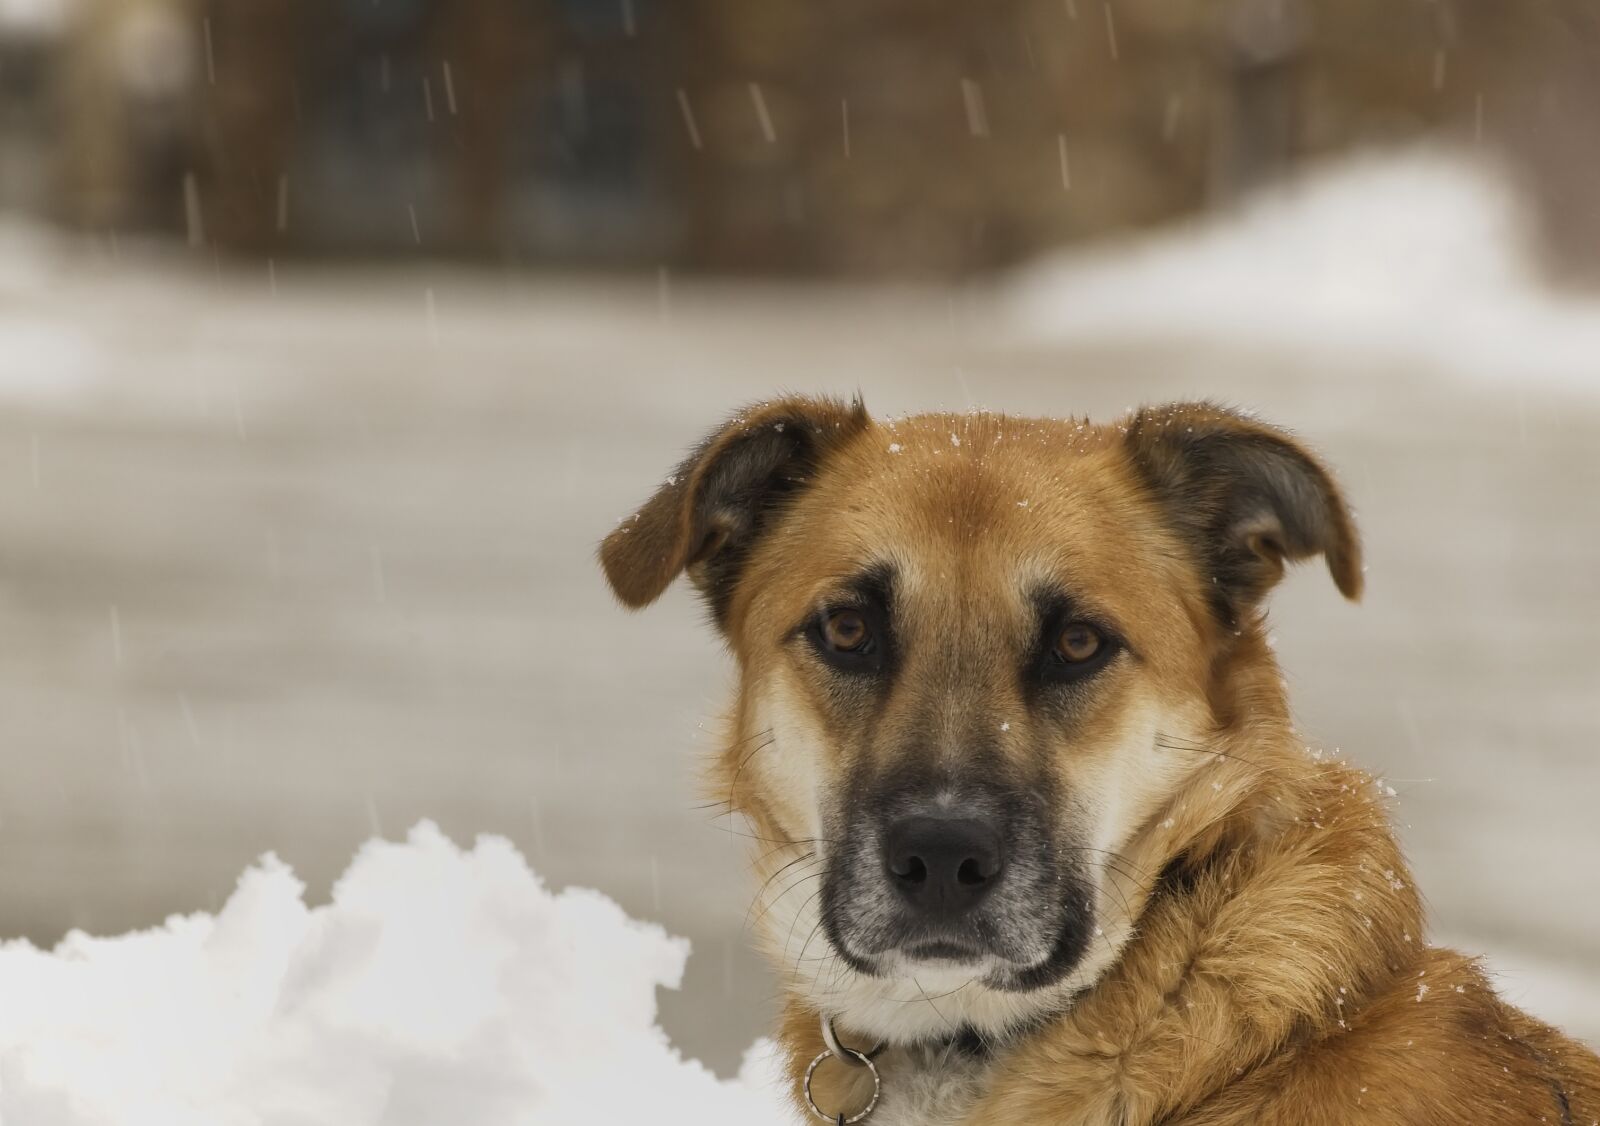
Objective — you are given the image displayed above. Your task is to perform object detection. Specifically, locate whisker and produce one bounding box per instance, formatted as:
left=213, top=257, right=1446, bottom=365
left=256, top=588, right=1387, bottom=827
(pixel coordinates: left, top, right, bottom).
left=686, top=729, right=777, bottom=816
left=713, top=827, right=836, bottom=848
left=745, top=861, right=824, bottom=933
left=748, top=846, right=817, bottom=893
left=910, top=976, right=958, bottom=1031
left=1059, top=845, right=1160, bottom=882
left=1154, top=732, right=1357, bottom=783
left=881, top=978, right=977, bottom=1004
left=1153, top=733, right=1274, bottom=773
left=822, top=949, right=851, bottom=997
left=797, top=919, right=835, bottom=990
left=725, top=736, right=777, bottom=808
left=781, top=887, right=828, bottom=967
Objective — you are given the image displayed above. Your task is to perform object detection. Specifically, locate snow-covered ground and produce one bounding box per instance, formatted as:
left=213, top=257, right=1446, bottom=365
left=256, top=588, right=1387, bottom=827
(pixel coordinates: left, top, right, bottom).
left=0, top=823, right=787, bottom=1124
left=0, top=147, right=1596, bottom=1118
left=1010, top=148, right=1600, bottom=395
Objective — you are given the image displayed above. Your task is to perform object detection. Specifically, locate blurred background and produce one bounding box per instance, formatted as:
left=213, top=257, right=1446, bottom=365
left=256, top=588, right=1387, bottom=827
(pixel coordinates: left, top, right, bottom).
left=1, top=0, right=1598, bottom=1076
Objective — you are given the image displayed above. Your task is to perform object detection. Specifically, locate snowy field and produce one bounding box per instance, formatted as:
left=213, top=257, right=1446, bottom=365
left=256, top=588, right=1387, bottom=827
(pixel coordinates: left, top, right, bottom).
left=1, top=149, right=1597, bottom=1119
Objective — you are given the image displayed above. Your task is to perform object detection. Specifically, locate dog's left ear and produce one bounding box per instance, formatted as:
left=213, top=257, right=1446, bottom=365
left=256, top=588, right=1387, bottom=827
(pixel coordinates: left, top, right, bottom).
left=1125, top=402, right=1362, bottom=624
left=600, top=396, right=870, bottom=622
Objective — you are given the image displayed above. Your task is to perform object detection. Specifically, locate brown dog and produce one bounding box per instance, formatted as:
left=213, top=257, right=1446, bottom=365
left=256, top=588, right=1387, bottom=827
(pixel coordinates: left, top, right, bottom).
left=600, top=397, right=1600, bottom=1125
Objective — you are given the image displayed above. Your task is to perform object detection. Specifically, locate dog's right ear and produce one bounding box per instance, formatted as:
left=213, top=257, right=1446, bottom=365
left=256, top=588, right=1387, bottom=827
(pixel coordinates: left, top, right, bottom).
left=599, top=396, right=870, bottom=622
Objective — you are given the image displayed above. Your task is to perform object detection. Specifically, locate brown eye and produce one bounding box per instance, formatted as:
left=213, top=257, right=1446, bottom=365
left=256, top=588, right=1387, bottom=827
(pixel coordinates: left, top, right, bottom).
left=1055, top=622, right=1103, bottom=663
left=822, top=609, right=870, bottom=652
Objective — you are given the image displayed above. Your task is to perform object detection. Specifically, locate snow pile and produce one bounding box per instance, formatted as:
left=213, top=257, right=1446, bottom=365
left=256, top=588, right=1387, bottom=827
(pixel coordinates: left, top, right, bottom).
left=0, top=822, right=790, bottom=1126
left=1009, top=149, right=1600, bottom=393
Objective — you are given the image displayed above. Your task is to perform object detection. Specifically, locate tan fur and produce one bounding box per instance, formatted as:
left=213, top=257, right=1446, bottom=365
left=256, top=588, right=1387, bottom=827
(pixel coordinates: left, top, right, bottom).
left=602, top=397, right=1600, bottom=1125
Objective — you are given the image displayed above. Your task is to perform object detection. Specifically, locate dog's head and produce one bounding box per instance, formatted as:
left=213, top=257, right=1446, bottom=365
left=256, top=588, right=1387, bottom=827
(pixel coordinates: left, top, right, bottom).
left=601, top=397, right=1360, bottom=1042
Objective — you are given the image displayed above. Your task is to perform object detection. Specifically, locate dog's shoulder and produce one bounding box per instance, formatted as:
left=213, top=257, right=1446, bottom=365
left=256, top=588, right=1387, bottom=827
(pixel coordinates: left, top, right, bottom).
left=1182, top=948, right=1600, bottom=1124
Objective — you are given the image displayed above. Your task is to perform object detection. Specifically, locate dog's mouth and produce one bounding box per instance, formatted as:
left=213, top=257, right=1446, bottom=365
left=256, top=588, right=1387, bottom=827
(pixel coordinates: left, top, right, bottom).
left=820, top=876, right=1096, bottom=992
left=901, top=940, right=985, bottom=964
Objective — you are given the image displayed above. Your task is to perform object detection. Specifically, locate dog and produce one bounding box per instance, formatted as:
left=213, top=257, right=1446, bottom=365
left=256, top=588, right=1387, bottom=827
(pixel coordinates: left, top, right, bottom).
left=600, top=396, right=1600, bottom=1125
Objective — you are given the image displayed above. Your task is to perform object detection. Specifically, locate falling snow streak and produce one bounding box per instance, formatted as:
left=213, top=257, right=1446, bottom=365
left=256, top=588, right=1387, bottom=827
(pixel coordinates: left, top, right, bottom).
left=442, top=61, right=458, bottom=115
left=657, top=266, right=672, bottom=322
left=962, top=79, right=990, bottom=137
left=675, top=89, right=703, bottom=151
left=1058, top=134, right=1072, bottom=190
left=1104, top=3, right=1120, bottom=60
left=183, top=173, right=203, bottom=247
left=748, top=83, right=777, bottom=143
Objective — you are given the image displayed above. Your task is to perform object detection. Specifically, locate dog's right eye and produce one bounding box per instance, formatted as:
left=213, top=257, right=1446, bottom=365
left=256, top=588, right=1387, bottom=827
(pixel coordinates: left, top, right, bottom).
left=821, top=609, right=870, bottom=653
left=807, top=607, right=882, bottom=671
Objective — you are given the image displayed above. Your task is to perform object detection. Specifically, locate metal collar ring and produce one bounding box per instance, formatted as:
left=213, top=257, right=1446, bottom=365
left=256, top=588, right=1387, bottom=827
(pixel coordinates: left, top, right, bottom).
left=802, top=1014, right=885, bottom=1124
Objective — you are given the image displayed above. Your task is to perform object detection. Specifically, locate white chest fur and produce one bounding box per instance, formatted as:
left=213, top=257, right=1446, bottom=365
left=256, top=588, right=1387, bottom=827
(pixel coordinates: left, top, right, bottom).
left=866, top=1043, right=992, bottom=1126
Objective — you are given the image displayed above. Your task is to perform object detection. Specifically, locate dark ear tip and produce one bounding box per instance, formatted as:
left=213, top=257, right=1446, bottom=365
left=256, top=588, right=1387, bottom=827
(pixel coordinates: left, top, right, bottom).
left=597, top=394, right=869, bottom=616
left=1325, top=516, right=1364, bottom=601
left=597, top=526, right=670, bottom=609
left=1128, top=400, right=1367, bottom=606
left=1330, top=554, right=1364, bottom=601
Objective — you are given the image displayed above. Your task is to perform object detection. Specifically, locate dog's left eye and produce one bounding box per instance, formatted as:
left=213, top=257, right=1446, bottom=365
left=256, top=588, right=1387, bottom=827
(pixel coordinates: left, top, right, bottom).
left=1040, top=617, right=1118, bottom=684
left=1055, top=622, right=1103, bottom=663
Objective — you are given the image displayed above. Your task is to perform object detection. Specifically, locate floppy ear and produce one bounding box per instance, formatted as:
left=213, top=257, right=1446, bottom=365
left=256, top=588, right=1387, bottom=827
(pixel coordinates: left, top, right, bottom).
left=1125, top=402, right=1362, bottom=625
left=599, top=396, right=870, bottom=623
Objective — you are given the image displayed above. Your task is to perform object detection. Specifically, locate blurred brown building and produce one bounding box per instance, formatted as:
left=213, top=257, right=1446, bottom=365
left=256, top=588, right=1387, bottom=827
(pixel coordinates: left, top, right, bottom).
left=17, top=0, right=1600, bottom=275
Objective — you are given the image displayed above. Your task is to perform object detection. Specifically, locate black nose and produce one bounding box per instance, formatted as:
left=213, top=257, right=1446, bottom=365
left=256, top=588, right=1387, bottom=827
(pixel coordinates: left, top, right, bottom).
left=884, top=815, right=1004, bottom=920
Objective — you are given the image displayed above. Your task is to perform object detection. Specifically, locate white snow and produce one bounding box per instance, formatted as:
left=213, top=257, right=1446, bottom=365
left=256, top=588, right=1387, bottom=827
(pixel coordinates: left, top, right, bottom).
left=0, top=822, right=790, bottom=1126
left=0, top=221, right=102, bottom=403
left=0, top=0, right=74, bottom=38
left=1009, top=148, right=1600, bottom=396
left=2, top=829, right=1581, bottom=1126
